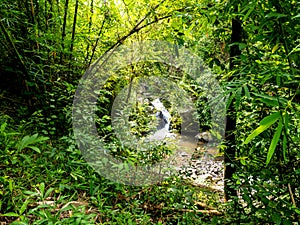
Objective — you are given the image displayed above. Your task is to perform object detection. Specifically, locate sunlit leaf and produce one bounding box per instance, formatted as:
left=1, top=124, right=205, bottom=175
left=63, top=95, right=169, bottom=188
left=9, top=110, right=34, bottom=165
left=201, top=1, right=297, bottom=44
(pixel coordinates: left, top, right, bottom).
left=271, top=212, right=282, bottom=225
left=258, top=98, right=278, bottom=107
left=252, top=92, right=287, bottom=106
left=17, top=134, right=49, bottom=151
left=272, top=43, right=280, bottom=53
left=244, top=112, right=280, bottom=144
left=282, top=113, right=289, bottom=162
left=235, top=87, right=242, bottom=110
left=19, top=198, right=30, bottom=215
left=243, top=85, right=250, bottom=98
left=292, top=14, right=300, bottom=19
left=28, top=146, right=41, bottom=153
left=266, top=120, right=283, bottom=165
left=242, top=3, right=256, bottom=22
left=265, top=12, right=287, bottom=18
left=1, top=212, right=19, bottom=217
left=283, top=133, right=287, bottom=162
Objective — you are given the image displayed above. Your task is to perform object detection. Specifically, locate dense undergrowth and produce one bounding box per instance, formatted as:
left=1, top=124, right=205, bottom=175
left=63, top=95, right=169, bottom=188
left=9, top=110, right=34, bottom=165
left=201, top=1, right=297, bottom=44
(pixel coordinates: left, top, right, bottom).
left=0, top=113, right=227, bottom=224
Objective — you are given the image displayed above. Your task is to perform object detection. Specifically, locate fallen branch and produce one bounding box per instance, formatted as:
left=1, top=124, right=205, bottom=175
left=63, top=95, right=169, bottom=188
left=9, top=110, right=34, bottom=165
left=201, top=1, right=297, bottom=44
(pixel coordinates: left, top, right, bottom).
left=184, top=180, right=224, bottom=193
left=169, top=208, right=222, bottom=216
left=141, top=202, right=223, bottom=216
left=194, top=201, right=216, bottom=210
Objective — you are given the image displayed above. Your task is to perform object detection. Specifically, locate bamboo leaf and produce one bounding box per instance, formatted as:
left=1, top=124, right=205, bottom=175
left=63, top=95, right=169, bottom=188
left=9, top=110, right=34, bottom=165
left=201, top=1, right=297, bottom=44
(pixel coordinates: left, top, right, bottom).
left=252, top=92, right=287, bottom=102
left=39, top=182, right=45, bottom=197
left=272, top=43, right=280, bottom=53
left=292, top=14, right=300, bottom=20
left=1, top=212, right=19, bottom=217
left=44, top=188, right=55, bottom=199
left=235, top=87, right=242, bottom=110
left=265, top=12, right=287, bottom=19
left=243, top=3, right=256, bottom=22
left=244, top=112, right=280, bottom=144
left=243, top=85, right=250, bottom=98
left=282, top=113, right=289, bottom=162
left=17, top=134, right=49, bottom=151
left=28, top=146, right=41, bottom=153
left=266, top=120, right=283, bottom=165
left=258, top=98, right=278, bottom=107
left=283, top=133, right=287, bottom=162
left=19, top=198, right=30, bottom=215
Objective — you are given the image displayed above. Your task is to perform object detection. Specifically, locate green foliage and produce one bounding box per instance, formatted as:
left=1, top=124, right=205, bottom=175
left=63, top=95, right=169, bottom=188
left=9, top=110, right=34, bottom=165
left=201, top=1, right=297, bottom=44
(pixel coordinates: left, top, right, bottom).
left=266, top=119, right=282, bottom=165
left=244, top=111, right=281, bottom=145
left=1, top=0, right=300, bottom=223
left=17, top=134, right=49, bottom=153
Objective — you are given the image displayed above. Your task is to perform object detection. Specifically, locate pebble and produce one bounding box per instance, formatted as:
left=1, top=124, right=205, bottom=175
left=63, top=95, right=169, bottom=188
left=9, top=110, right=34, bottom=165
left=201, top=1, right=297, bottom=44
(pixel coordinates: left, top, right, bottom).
left=174, top=150, right=224, bottom=189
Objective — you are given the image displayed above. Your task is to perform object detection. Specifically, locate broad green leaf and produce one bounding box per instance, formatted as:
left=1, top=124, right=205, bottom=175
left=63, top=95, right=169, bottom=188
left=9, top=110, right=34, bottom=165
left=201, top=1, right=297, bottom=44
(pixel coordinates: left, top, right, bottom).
left=19, top=198, right=30, bottom=215
left=28, top=146, right=41, bottom=153
left=287, top=43, right=300, bottom=56
left=0, top=122, right=7, bottom=132
left=235, top=87, right=242, bottom=110
left=265, top=12, right=287, bottom=18
left=282, top=113, right=289, bottom=162
left=8, top=179, right=13, bottom=192
left=1, top=212, right=19, bottom=217
left=23, top=190, right=39, bottom=196
left=242, top=3, right=256, bottom=22
left=283, top=134, right=287, bottom=162
left=226, top=93, right=235, bottom=110
left=39, top=182, right=45, bottom=197
left=239, top=43, right=247, bottom=50
left=276, top=75, right=281, bottom=86
left=271, top=212, right=282, bottom=225
left=266, top=120, right=283, bottom=165
left=17, top=134, right=49, bottom=151
left=258, top=98, right=278, bottom=107
left=243, top=85, right=250, bottom=98
left=244, top=112, right=280, bottom=144
left=292, top=14, right=300, bottom=20
left=44, top=187, right=54, bottom=199
left=272, top=43, right=280, bottom=53
left=252, top=92, right=288, bottom=105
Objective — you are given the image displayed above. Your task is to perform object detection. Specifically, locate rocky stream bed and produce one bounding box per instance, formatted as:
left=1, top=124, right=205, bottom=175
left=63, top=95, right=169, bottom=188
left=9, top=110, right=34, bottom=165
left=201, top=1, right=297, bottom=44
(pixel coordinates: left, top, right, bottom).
left=170, top=140, right=225, bottom=193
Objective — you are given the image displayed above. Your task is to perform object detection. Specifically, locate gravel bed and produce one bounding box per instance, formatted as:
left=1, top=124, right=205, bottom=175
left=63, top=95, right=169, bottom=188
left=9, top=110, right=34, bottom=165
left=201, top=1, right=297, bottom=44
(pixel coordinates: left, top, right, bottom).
left=173, top=148, right=224, bottom=192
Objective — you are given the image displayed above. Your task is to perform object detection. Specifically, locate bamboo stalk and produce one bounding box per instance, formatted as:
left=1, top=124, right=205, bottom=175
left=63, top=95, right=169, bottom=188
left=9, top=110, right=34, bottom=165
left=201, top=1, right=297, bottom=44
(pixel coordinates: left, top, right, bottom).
left=60, top=0, right=69, bottom=63
left=69, top=0, right=79, bottom=61
left=88, top=15, right=106, bottom=67
left=0, top=20, right=29, bottom=79
left=30, top=0, right=35, bottom=24
left=288, top=183, right=296, bottom=206
left=68, top=0, right=79, bottom=73
left=34, top=0, right=39, bottom=28
left=0, top=19, right=32, bottom=107
left=84, top=0, right=94, bottom=65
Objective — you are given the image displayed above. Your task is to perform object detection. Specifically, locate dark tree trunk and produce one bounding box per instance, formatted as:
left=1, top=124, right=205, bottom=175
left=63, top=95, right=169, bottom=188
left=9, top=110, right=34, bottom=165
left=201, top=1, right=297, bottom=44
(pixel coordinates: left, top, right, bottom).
left=224, top=9, right=242, bottom=201
left=0, top=19, right=33, bottom=109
